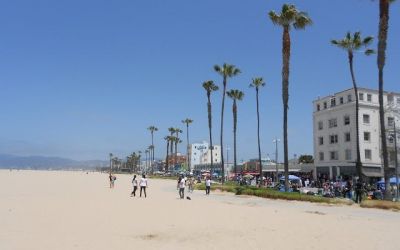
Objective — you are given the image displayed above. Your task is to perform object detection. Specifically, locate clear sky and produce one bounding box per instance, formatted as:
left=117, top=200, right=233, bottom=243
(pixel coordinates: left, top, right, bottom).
left=0, top=0, right=399, bottom=161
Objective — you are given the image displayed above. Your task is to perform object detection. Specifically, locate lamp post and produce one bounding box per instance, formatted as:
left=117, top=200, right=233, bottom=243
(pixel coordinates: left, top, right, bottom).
left=226, top=146, right=230, bottom=181
left=393, top=120, right=399, bottom=201
left=273, top=138, right=280, bottom=182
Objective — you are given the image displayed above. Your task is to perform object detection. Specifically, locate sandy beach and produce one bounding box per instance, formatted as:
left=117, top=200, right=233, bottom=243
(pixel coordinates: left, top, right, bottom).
left=0, top=170, right=399, bottom=250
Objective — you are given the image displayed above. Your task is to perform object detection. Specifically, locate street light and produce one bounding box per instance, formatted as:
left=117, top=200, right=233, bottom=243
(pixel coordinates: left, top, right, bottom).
left=388, top=120, right=399, bottom=201
left=273, top=138, right=280, bottom=182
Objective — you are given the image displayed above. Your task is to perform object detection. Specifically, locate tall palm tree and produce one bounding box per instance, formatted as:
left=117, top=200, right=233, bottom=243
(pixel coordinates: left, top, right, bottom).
left=147, top=126, right=158, bottom=171
left=377, top=0, right=395, bottom=199
left=109, top=153, right=113, bottom=176
left=269, top=4, right=312, bottom=191
left=202, top=80, right=219, bottom=173
left=174, top=128, right=183, bottom=168
left=168, top=127, right=175, bottom=166
left=144, top=149, right=149, bottom=172
left=227, top=89, right=245, bottom=175
left=250, top=77, right=266, bottom=179
left=164, top=136, right=172, bottom=172
left=182, top=118, right=194, bottom=171
left=137, top=151, right=142, bottom=173
left=331, top=32, right=374, bottom=180
left=148, top=145, right=154, bottom=173
left=214, top=63, right=241, bottom=183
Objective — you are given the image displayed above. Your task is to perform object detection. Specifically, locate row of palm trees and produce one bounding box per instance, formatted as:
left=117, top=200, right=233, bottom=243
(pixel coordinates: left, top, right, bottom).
left=124, top=1, right=395, bottom=196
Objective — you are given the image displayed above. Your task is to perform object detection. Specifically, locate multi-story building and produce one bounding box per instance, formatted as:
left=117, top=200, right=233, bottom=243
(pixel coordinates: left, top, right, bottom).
left=313, top=88, right=400, bottom=180
left=188, top=141, right=221, bottom=170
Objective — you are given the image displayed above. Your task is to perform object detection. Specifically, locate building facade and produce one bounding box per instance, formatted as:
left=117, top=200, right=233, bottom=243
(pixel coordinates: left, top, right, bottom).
left=313, top=88, right=400, bottom=180
left=188, top=142, right=221, bottom=170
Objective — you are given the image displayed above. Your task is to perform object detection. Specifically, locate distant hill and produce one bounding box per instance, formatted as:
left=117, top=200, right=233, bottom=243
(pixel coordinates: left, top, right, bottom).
left=0, top=154, right=108, bottom=170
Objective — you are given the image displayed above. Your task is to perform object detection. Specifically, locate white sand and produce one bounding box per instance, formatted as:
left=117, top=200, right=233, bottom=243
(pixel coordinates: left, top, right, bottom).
left=0, top=170, right=399, bottom=250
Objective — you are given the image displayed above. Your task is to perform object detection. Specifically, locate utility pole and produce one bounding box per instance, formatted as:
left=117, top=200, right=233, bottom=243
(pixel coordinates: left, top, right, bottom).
left=273, top=138, right=280, bottom=182
left=394, top=120, right=399, bottom=201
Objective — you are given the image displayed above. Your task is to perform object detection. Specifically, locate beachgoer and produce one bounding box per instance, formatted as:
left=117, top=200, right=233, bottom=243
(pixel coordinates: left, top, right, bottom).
left=177, top=176, right=185, bottom=199
left=188, top=176, right=194, bottom=193
left=131, top=175, right=138, bottom=197
left=355, top=180, right=363, bottom=203
left=109, top=174, right=116, bottom=188
left=139, top=174, right=148, bottom=198
left=205, top=177, right=211, bottom=195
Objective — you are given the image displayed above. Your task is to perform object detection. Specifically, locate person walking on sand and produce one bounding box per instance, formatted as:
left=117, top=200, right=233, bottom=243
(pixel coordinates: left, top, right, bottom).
left=109, top=174, right=116, bottom=188
left=205, top=176, right=211, bottom=195
left=131, top=175, right=138, bottom=197
left=177, top=176, right=185, bottom=199
left=355, top=179, right=363, bottom=204
left=139, top=174, right=148, bottom=198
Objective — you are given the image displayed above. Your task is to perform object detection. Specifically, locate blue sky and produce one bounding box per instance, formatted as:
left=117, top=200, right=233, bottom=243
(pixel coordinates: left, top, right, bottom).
left=0, top=0, right=399, bottom=161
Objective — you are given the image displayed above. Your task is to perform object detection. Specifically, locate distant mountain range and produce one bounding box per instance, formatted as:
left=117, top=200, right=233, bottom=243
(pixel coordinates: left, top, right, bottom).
left=0, top=154, right=108, bottom=170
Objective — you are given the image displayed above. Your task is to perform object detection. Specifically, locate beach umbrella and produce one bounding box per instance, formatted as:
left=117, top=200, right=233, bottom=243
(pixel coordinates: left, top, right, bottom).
left=280, top=175, right=300, bottom=181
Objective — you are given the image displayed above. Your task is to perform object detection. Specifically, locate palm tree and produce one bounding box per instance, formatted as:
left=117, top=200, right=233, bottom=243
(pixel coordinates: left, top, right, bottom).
left=214, top=63, right=241, bottom=183
left=250, top=77, right=266, bottom=179
left=227, top=89, right=245, bottom=175
left=144, top=149, right=149, bottom=172
left=202, top=80, right=219, bottom=173
left=164, top=136, right=172, bottom=172
left=331, top=32, right=374, bottom=180
left=168, top=127, right=175, bottom=166
left=174, top=128, right=183, bottom=168
left=147, top=126, right=158, bottom=170
left=109, top=153, right=113, bottom=176
left=377, top=0, right=395, bottom=199
left=269, top=4, right=312, bottom=191
left=182, top=118, right=194, bottom=171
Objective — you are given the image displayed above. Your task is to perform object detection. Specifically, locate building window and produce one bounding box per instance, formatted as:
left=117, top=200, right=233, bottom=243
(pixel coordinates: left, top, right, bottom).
left=323, top=102, right=327, bottom=109
left=318, top=121, right=323, bottom=130
left=319, top=152, right=324, bottom=161
left=345, top=132, right=351, bottom=142
left=363, top=114, right=370, bottom=124
left=340, top=97, right=344, bottom=104
left=317, top=104, right=320, bottom=111
left=328, top=118, right=337, bottom=128
left=388, top=117, right=394, bottom=127
left=344, top=115, right=350, bottom=125
left=331, top=98, right=336, bottom=107
left=367, top=94, right=372, bottom=102
left=365, top=149, right=372, bottom=160
left=348, top=94, right=352, bottom=102
left=364, top=132, right=370, bottom=142
left=318, top=137, right=324, bottom=145
left=330, top=151, right=338, bottom=160
left=389, top=135, right=394, bottom=144
left=359, top=93, right=364, bottom=101
left=345, top=149, right=352, bottom=160
left=330, top=134, right=338, bottom=144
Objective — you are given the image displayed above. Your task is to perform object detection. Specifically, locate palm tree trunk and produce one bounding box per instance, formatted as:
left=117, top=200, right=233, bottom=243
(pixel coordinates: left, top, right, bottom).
left=348, top=52, right=363, bottom=180
left=378, top=0, right=390, bottom=199
left=207, top=94, right=214, bottom=177
left=220, top=77, right=227, bottom=184
left=233, top=100, right=237, bottom=175
left=166, top=140, right=169, bottom=172
left=175, top=135, right=178, bottom=168
left=256, top=88, right=263, bottom=180
left=282, top=26, right=290, bottom=192
left=186, top=124, right=190, bottom=171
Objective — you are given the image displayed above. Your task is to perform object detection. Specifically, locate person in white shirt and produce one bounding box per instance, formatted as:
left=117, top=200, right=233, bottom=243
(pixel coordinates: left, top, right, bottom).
left=177, top=176, right=185, bottom=199
left=131, top=175, right=138, bottom=197
left=205, top=177, right=211, bottom=195
left=139, top=174, right=148, bottom=198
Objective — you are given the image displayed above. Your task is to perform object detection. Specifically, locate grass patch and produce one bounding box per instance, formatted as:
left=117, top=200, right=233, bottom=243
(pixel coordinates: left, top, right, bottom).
left=360, top=200, right=400, bottom=211
left=194, top=183, right=352, bottom=205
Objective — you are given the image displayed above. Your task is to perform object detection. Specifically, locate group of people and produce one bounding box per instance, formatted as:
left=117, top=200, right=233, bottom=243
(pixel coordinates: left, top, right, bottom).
left=131, top=174, right=148, bottom=198
left=177, top=175, right=211, bottom=199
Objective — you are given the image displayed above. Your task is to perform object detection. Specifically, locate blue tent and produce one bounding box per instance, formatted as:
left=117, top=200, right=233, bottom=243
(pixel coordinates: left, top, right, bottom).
left=377, top=177, right=399, bottom=185
left=280, top=175, right=301, bottom=181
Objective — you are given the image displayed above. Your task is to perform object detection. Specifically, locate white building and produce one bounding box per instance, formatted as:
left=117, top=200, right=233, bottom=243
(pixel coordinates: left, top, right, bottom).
left=313, top=87, right=400, bottom=180
left=188, top=142, right=221, bottom=170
